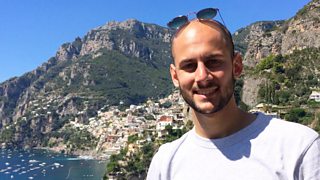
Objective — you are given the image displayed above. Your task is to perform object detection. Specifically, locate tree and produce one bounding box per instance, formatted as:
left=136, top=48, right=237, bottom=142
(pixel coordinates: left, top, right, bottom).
left=165, top=124, right=173, bottom=135
left=277, top=90, right=290, bottom=104
left=127, top=134, right=139, bottom=144
left=234, top=78, right=244, bottom=105
left=272, top=63, right=285, bottom=74
left=0, top=127, right=15, bottom=142
left=285, top=108, right=306, bottom=123
left=256, top=55, right=275, bottom=71
left=107, top=159, right=121, bottom=174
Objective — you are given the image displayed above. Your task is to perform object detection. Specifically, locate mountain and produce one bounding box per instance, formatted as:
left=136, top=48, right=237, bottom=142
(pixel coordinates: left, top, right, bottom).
left=0, top=0, right=319, bottom=149
left=233, top=20, right=285, bottom=58
left=234, top=0, right=320, bottom=67
left=235, top=0, right=320, bottom=106
left=0, top=19, right=174, bottom=148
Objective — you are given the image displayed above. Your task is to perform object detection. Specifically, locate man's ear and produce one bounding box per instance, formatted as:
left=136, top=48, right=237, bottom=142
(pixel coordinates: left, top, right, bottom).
left=170, top=64, right=179, bottom=88
left=232, top=52, right=243, bottom=78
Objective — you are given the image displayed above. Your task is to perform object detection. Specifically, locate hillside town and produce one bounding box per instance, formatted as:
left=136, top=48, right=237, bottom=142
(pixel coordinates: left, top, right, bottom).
left=67, top=90, right=189, bottom=159
left=67, top=89, right=320, bottom=160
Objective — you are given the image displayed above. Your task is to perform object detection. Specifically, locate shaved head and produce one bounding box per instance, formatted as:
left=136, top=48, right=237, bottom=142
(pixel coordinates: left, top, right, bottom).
left=171, top=20, right=234, bottom=64
left=169, top=18, right=243, bottom=115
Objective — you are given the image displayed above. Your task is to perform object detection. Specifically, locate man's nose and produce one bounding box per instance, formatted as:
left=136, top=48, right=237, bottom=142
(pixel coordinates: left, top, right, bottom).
left=195, top=62, right=209, bottom=82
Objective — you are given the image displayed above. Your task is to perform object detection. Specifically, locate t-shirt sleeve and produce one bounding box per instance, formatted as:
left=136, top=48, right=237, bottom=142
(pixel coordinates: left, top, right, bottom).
left=298, top=136, right=320, bottom=180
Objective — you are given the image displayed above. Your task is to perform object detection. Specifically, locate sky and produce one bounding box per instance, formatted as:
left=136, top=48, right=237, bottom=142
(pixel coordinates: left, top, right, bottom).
left=0, top=0, right=311, bottom=83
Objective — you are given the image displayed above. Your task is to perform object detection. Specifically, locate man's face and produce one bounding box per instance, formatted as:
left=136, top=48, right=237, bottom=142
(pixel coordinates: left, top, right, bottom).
left=170, top=21, right=242, bottom=114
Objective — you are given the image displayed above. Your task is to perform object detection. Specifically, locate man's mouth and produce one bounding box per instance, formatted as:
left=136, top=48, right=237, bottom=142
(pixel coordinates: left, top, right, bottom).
left=194, top=86, right=218, bottom=96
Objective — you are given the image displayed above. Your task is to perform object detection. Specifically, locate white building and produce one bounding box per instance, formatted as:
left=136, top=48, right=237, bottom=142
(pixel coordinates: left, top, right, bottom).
left=309, top=91, right=320, bottom=102
left=156, top=115, right=174, bottom=137
left=156, top=116, right=173, bottom=130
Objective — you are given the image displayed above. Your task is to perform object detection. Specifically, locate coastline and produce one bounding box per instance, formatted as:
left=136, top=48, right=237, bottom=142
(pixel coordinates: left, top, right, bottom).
left=32, top=146, right=108, bottom=161
left=0, top=148, right=108, bottom=179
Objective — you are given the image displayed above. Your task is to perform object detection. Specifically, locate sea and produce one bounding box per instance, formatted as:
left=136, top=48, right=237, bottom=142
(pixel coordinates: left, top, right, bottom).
left=0, top=148, right=107, bottom=180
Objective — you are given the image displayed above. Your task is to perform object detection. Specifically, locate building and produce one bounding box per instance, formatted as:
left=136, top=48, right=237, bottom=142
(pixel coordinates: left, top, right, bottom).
left=156, top=115, right=174, bottom=137
left=309, top=91, right=320, bottom=102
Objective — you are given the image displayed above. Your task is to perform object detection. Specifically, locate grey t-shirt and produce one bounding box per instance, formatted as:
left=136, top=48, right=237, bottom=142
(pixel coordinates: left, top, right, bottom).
left=147, top=113, right=320, bottom=180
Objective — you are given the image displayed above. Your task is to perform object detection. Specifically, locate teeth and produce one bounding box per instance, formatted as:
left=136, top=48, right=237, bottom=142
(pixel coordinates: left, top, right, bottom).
left=196, top=87, right=218, bottom=95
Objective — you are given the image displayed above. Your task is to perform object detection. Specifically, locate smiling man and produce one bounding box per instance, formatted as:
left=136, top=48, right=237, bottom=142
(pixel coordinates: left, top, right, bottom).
left=170, top=20, right=256, bottom=139
left=146, top=12, right=320, bottom=180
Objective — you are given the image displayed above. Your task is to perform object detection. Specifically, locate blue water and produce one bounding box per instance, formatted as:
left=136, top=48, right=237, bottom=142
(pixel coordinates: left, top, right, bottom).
left=0, top=149, right=107, bottom=180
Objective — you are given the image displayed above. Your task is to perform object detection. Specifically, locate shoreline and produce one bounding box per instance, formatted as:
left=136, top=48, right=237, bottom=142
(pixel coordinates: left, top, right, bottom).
left=0, top=147, right=108, bottom=179
left=1, top=145, right=109, bottom=161
left=32, top=146, right=109, bottom=161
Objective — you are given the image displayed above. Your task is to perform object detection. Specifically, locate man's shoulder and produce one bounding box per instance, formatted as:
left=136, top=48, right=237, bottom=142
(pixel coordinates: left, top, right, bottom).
left=148, top=130, right=191, bottom=173
left=156, top=130, right=191, bottom=155
left=257, top=112, right=319, bottom=142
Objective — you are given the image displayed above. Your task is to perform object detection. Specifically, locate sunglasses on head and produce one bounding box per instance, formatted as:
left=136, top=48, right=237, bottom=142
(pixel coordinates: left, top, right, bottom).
left=167, top=8, right=226, bottom=29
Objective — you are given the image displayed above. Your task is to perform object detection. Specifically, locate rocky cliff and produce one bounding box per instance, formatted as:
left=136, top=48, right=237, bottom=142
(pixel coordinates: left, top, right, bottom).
left=235, top=0, right=320, bottom=67
left=235, top=0, right=320, bottom=106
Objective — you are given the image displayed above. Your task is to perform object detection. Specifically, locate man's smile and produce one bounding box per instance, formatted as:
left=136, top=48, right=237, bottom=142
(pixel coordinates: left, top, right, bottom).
left=194, top=86, right=218, bottom=96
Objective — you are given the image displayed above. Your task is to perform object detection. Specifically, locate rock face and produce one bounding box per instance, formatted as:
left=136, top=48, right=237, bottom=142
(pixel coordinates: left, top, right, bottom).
left=240, top=21, right=283, bottom=67
left=79, top=19, right=172, bottom=59
left=242, top=76, right=266, bottom=107
left=234, top=0, right=320, bottom=106
left=281, top=0, right=320, bottom=55
left=56, top=37, right=82, bottom=61
left=234, top=0, right=320, bottom=68
left=56, top=19, right=172, bottom=63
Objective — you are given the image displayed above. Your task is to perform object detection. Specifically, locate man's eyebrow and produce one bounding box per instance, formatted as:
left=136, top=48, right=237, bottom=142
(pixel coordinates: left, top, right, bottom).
left=178, top=58, right=196, bottom=66
left=177, top=53, right=225, bottom=66
left=203, top=54, right=224, bottom=59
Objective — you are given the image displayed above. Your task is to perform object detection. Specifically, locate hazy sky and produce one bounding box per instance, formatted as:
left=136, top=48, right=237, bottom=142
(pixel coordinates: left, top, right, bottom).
left=0, top=0, right=311, bottom=83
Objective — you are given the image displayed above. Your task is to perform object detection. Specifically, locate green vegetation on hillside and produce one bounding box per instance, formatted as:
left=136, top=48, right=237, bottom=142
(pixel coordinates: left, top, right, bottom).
left=105, top=122, right=193, bottom=179
left=255, top=48, right=320, bottom=106
left=252, top=47, right=320, bottom=130
left=50, top=125, right=97, bottom=151
left=88, top=49, right=172, bottom=105
left=234, top=78, right=249, bottom=111
left=34, top=48, right=173, bottom=110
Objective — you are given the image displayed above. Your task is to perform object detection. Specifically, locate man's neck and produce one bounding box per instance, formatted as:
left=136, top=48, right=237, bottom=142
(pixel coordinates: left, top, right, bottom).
left=192, top=98, right=256, bottom=139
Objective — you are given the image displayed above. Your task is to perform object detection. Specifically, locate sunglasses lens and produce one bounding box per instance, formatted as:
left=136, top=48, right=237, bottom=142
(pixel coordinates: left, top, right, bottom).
left=196, top=8, right=217, bottom=19
left=167, top=16, right=188, bottom=29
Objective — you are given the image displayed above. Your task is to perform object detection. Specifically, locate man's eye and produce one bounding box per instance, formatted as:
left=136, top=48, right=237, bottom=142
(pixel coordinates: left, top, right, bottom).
left=205, top=60, right=221, bottom=69
left=181, top=63, right=197, bottom=72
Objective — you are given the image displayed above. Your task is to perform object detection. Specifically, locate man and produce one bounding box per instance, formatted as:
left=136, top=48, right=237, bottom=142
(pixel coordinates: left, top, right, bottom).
left=146, top=14, right=320, bottom=179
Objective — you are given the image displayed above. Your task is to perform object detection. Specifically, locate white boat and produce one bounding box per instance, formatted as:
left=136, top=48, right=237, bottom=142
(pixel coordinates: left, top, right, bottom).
left=29, top=159, right=39, bottom=163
